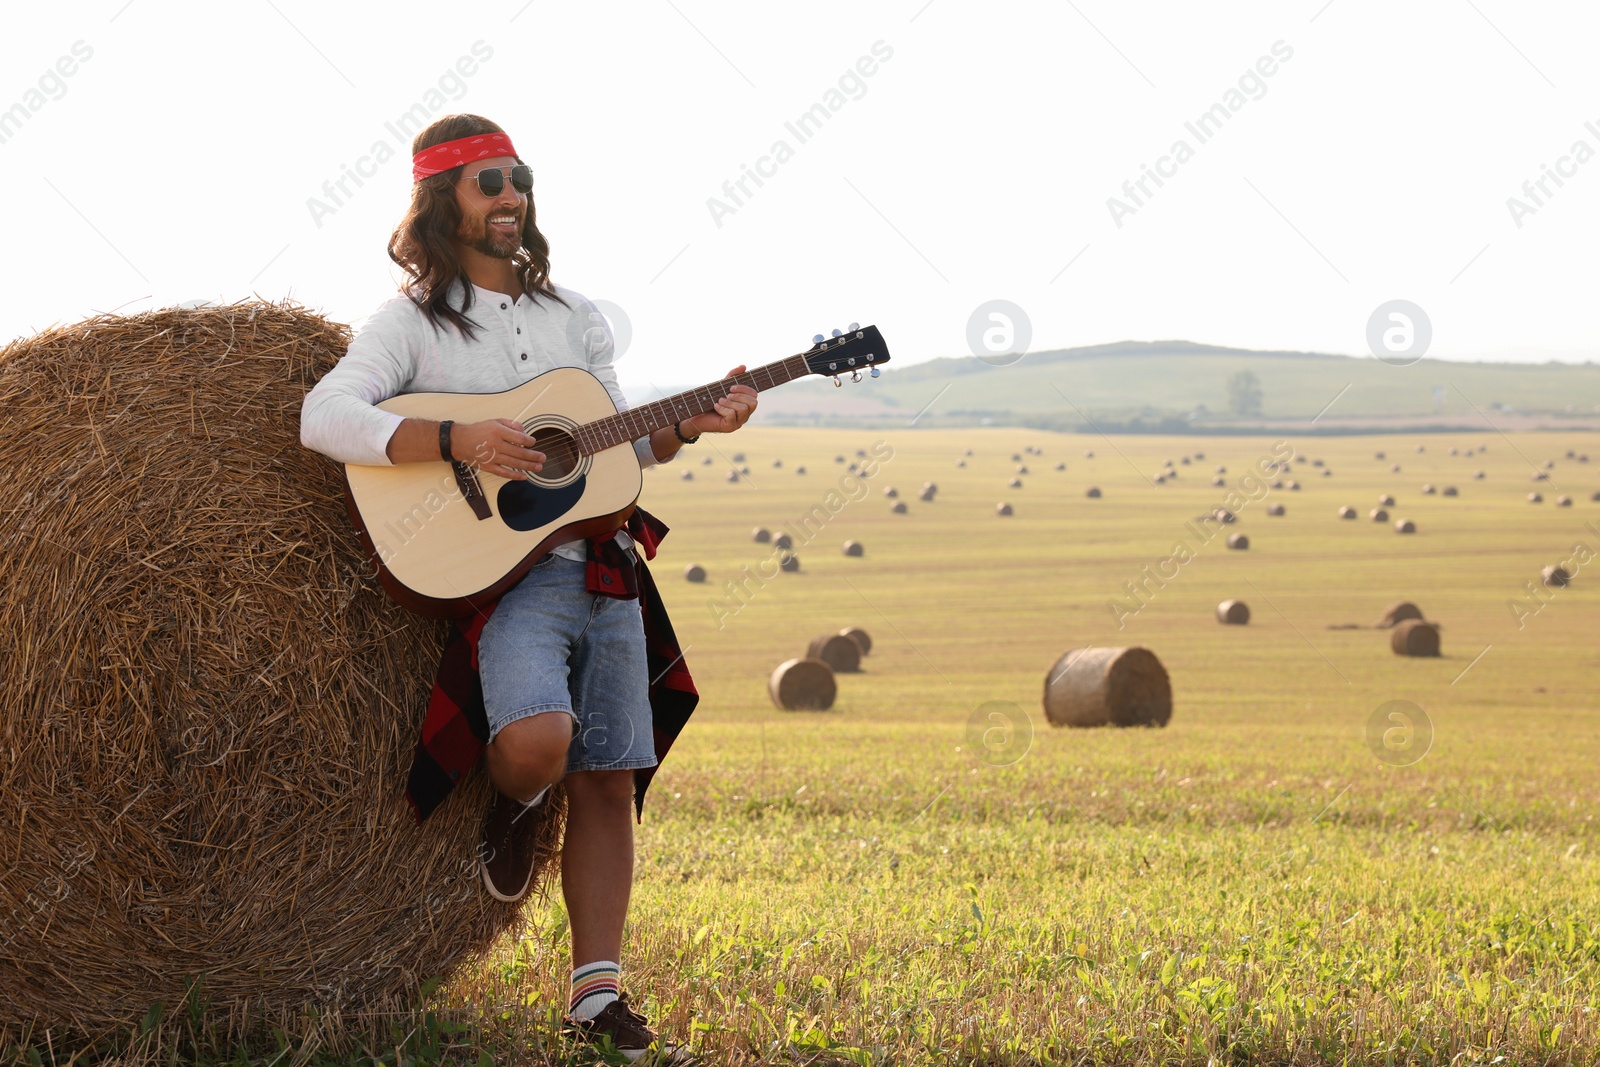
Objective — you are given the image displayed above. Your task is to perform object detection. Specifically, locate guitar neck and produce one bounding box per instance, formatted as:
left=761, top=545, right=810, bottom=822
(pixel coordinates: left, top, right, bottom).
left=574, top=354, right=812, bottom=455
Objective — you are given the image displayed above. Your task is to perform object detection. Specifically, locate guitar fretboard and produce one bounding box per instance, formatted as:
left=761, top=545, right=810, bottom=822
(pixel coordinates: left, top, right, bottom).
left=570, top=354, right=812, bottom=455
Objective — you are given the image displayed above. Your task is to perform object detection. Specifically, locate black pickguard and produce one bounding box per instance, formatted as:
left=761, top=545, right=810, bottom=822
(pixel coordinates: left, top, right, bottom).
left=496, top=475, right=588, bottom=532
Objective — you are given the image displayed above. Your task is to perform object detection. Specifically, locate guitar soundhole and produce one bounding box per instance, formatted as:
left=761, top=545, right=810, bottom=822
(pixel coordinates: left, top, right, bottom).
left=530, top=426, right=582, bottom=482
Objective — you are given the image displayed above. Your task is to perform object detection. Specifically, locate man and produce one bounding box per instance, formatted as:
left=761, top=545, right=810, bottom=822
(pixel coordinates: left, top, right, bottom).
left=299, top=113, right=756, bottom=1060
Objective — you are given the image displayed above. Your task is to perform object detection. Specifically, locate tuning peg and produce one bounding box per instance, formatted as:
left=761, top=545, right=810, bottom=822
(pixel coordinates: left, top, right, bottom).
left=848, top=322, right=859, bottom=331
left=832, top=376, right=842, bottom=388
left=850, top=370, right=862, bottom=383
left=831, top=328, right=843, bottom=338
left=869, top=366, right=880, bottom=378
left=812, top=334, right=825, bottom=344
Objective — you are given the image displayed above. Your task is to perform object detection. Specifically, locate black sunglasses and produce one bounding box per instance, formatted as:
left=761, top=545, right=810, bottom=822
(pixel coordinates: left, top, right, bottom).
left=460, top=164, right=533, bottom=197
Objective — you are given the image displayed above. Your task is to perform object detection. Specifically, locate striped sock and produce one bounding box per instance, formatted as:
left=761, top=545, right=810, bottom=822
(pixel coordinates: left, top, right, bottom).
left=568, top=960, right=621, bottom=1021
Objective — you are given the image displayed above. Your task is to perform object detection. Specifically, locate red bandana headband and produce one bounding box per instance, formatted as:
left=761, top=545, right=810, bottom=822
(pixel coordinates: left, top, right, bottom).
left=412, top=132, right=519, bottom=182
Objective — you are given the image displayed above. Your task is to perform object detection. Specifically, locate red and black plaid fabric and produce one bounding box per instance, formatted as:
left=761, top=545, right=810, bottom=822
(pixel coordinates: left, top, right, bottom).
left=404, top=507, right=697, bottom=823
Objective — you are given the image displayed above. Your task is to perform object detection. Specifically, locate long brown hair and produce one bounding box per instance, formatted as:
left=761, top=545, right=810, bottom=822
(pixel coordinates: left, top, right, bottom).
left=388, top=114, right=566, bottom=340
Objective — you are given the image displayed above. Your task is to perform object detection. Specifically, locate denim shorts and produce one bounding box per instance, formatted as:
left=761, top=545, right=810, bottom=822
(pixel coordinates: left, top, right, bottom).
left=477, top=552, right=657, bottom=774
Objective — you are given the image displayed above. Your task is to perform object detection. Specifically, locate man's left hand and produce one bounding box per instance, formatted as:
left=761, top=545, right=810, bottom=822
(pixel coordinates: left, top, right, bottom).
left=685, top=365, right=757, bottom=435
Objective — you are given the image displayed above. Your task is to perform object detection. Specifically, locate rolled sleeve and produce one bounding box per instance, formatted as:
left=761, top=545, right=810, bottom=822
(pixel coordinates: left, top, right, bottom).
left=299, top=303, right=416, bottom=466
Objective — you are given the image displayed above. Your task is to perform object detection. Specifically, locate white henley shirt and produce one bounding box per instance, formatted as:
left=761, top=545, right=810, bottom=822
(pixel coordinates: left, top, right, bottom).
left=300, top=277, right=667, bottom=560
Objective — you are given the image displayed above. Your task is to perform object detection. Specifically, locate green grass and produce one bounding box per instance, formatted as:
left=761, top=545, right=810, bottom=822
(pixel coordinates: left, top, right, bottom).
left=17, top=428, right=1600, bottom=1066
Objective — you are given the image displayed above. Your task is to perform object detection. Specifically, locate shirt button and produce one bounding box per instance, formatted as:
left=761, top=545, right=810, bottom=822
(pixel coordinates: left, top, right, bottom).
left=516, top=327, right=521, bottom=334
left=521, top=353, right=528, bottom=361
left=601, top=574, right=612, bottom=584
left=500, top=302, right=507, bottom=309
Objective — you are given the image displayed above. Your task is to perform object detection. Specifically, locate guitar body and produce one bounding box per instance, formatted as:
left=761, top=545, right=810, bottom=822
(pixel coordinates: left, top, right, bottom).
left=343, top=367, right=642, bottom=619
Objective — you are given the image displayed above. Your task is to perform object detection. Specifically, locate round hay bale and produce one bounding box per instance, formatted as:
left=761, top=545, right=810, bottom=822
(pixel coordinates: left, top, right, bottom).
left=1474, top=470, right=1486, bottom=479
left=1421, top=483, right=1436, bottom=495
left=855, top=448, right=868, bottom=458
left=996, top=502, right=1014, bottom=516
left=1084, top=449, right=1095, bottom=458
left=1085, top=486, right=1102, bottom=499
left=1212, top=476, right=1226, bottom=487
left=1448, top=447, right=1458, bottom=456
left=732, top=451, right=746, bottom=462
left=1556, top=495, right=1573, bottom=507
left=918, top=486, right=936, bottom=501
left=1338, top=506, right=1357, bottom=519
left=965, top=448, right=974, bottom=456
left=795, top=465, right=806, bottom=474
left=0, top=302, right=547, bottom=1034
left=1042, top=647, right=1171, bottom=728
left=956, top=459, right=967, bottom=468
left=1016, top=464, right=1029, bottom=475
left=772, top=458, right=783, bottom=467
left=1375, top=451, right=1387, bottom=460
left=752, top=526, right=772, bottom=543
left=1391, top=464, right=1402, bottom=473
left=701, top=455, right=713, bottom=465
left=1322, top=469, right=1333, bottom=477
left=842, top=540, right=864, bottom=557
left=1214, top=508, right=1236, bottom=524
left=1155, top=474, right=1167, bottom=484
left=890, top=500, right=908, bottom=514
left=1542, top=564, right=1571, bottom=588
left=923, top=481, right=939, bottom=493
left=1288, top=480, right=1301, bottom=491
left=684, top=563, right=707, bottom=582
left=1391, top=619, right=1441, bottom=657
left=1377, top=601, right=1424, bottom=628
left=1011, top=452, right=1022, bottom=462
left=1216, top=600, right=1250, bottom=625
left=1532, top=471, right=1549, bottom=481
left=1442, top=485, right=1458, bottom=497
left=806, top=633, right=862, bottom=672
left=1379, top=494, right=1396, bottom=506
left=1055, top=462, right=1066, bottom=471
left=1180, top=456, right=1191, bottom=465
left=1194, top=452, right=1205, bottom=460
left=839, top=627, right=872, bottom=655
left=726, top=469, right=741, bottom=482
left=768, top=658, right=836, bottom=710
left=1266, top=503, right=1286, bottom=516
left=884, top=486, right=898, bottom=498
left=1416, top=444, right=1426, bottom=453
left=835, top=455, right=846, bottom=463
left=1269, top=478, right=1283, bottom=489
left=1227, top=533, right=1249, bottom=550
left=1544, top=459, right=1555, bottom=468
left=1008, top=477, right=1023, bottom=488
left=680, top=470, right=693, bottom=480
left=1528, top=492, right=1544, bottom=503
left=1216, top=465, right=1227, bottom=473
left=1313, top=458, right=1325, bottom=467
left=738, top=465, right=750, bottom=475
left=772, top=532, right=794, bottom=551
left=1394, top=518, right=1417, bottom=534
left=779, top=552, right=800, bottom=572
left=1593, top=491, right=1600, bottom=502
left=1370, top=508, right=1389, bottom=522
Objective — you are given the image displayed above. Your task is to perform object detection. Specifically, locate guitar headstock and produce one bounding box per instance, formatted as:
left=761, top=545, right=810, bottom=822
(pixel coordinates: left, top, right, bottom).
left=803, top=324, right=891, bottom=384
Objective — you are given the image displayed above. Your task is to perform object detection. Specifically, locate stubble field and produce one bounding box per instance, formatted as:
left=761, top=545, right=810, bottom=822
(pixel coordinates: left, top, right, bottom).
left=429, top=426, right=1600, bottom=1066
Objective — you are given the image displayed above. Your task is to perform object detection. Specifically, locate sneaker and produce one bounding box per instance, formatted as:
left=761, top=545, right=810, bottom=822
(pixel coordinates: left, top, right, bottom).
left=477, top=786, right=548, bottom=902
left=564, top=992, right=689, bottom=1063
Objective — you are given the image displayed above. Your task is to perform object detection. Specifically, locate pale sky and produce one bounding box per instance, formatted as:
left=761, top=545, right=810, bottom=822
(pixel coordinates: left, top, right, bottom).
left=4, top=0, right=1597, bottom=388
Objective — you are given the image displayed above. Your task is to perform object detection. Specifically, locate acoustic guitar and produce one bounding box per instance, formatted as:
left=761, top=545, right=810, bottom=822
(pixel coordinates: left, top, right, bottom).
left=343, top=324, right=891, bottom=618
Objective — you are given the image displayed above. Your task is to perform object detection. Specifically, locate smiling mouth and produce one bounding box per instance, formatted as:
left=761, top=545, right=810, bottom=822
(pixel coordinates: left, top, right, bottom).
left=488, top=214, right=519, bottom=231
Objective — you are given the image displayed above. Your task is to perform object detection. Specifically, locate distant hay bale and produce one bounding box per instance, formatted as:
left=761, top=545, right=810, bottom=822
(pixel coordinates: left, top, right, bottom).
left=919, top=486, right=935, bottom=501
left=779, top=552, right=800, bottom=572
left=1442, top=486, right=1458, bottom=496
left=1370, top=508, right=1389, bottom=522
left=806, top=633, right=862, bottom=673
left=1378, top=494, right=1395, bottom=506
left=1213, top=476, right=1225, bottom=487
left=1288, top=481, right=1301, bottom=491
left=684, top=564, right=707, bottom=583
left=1216, top=600, right=1250, bottom=625
left=752, top=526, right=772, bottom=543
left=890, top=500, right=908, bottom=514
left=727, top=469, right=740, bottom=482
left=1593, top=490, right=1600, bottom=502
left=1391, top=619, right=1441, bottom=657
left=680, top=470, right=693, bottom=480
left=996, top=502, right=1014, bottom=516
left=1017, top=464, right=1029, bottom=474
left=0, top=301, right=547, bottom=1035
left=1227, top=533, right=1249, bottom=550
left=965, top=449, right=974, bottom=456
left=1394, top=518, right=1416, bottom=534
left=1043, top=647, right=1172, bottom=728
left=1180, top=456, right=1190, bottom=465
left=1542, top=564, right=1571, bottom=587
left=1194, top=451, right=1205, bottom=460
left=1011, top=453, right=1022, bottom=461
left=1338, top=506, right=1357, bottom=519
left=835, top=455, right=846, bottom=463
left=701, top=456, right=713, bottom=465
left=1421, top=484, right=1436, bottom=494
left=1375, top=451, right=1386, bottom=460
left=773, top=532, right=794, bottom=551
left=843, top=540, right=864, bottom=557
left=1532, top=471, right=1549, bottom=481
left=884, top=487, right=898, bottom=498
left=769, top=658, right=836, bottom=710
left=1214, top=508, right=1236, bottom=524
left=1377, top=601, right=1424, bottom=628
left=1085, top=487, right=1101, bottom=499
left=1008, top=477, right=1023, bottom=488
left=1391, top=464, right=1401, bottom=473
left=1055, top=462, right=1066, bottom=471
left=1267, top=503, right=1286, bottom=516
left=1216, top=465, right=1227, bottom=473
left=1155, top=474, right=1167, bottom=484
left=733, top=452, right=746, bottom=462
left=1269, top=478, right=1283, bottom=489
left=1448, top=447, right=1458, bottom=455
left=956, top=459, right=967, bottom=468
left=1528, top=492, right=1544, bottom=503
left=1416, top=444, right=1426, bottom=453
left=1556, top=495, right=1573, bottom=507
left=1475, top=470, right=1486, bottom=479
left=1322, top=469, right=1332, bottom=477
left=839, top=627, right=872, bottom=655
left=856, top=449, right=867, bottom=458
left=1312, top=458, right=1324, bottom=467
left=796, top=465, right=806, bottom=474
left=923, top=481, right=939, bottom=493
left=1084, top=449, right=1095, bottom=458
left=773, top=458, right=782, bottom=467
left=738, top=465, right=751, bottom=475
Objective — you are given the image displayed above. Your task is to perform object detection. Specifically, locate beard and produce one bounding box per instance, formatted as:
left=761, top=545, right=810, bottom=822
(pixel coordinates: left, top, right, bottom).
left=462, top=213, right=521, bottom=259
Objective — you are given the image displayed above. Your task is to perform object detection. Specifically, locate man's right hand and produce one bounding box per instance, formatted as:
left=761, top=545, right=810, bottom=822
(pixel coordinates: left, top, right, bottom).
left=452, top=418, right=544, bottom=480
